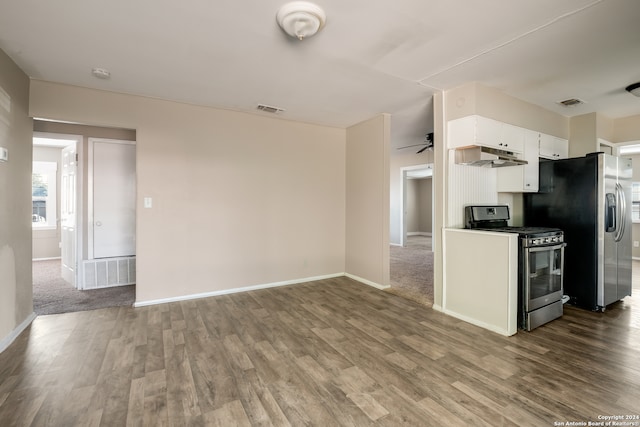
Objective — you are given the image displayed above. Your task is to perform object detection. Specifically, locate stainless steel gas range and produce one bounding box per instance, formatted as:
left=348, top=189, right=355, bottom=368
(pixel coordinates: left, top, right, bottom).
left=465, top=205, right=566, bottom=331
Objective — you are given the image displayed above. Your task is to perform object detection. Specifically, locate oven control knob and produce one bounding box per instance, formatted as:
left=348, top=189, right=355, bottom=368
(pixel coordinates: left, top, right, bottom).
left=532, top=239, right=539, bottom=245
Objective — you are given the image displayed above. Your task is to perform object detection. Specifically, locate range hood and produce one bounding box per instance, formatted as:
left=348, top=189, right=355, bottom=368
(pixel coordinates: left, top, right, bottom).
left=454, top=146, right=528, bottom=168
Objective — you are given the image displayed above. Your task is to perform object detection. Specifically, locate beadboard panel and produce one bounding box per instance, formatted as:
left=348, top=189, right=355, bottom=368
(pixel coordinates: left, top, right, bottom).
left=446, top=150, right=497, bottom=228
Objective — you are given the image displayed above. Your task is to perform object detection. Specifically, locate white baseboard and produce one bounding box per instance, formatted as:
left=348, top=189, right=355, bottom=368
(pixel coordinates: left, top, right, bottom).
left=344, top=273, right=390, bottom=290
left=0, top=312, right=37, bottom=354
left=407, top=232, right=432, bottom=237
left=441, top=307, right=516, bottom=337
left=134, top=271, right=392, bottom=308
left=134, top=272, right=346, bottom=307
left=32, top=257, right=62, bottom=261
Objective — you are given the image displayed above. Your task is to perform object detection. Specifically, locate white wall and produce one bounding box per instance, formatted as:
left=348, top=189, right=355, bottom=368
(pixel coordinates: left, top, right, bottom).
left=345, top=114, right=390, bottom=288
left=32, top=146, right=62, bottom=259
left=629, top=153, right=640, bottom=259
left=0, top=49, right=33, bottom=349
left=29, top=80, right=347, bottom=304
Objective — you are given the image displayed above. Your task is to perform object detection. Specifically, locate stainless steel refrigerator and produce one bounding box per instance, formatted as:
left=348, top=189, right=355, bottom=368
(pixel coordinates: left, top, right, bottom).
left=523, top=152, right=632, bottom=311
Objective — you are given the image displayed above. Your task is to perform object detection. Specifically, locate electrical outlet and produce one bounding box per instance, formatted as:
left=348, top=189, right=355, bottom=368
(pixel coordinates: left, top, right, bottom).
left=634, top=241, right=639, bottom=248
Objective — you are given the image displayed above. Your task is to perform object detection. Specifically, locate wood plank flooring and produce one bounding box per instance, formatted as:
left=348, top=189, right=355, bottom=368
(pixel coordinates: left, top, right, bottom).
left=1, top=276, right=639, bottom=426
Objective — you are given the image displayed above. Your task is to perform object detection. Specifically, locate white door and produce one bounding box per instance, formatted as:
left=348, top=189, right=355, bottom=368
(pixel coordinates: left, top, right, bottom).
left=90, top=139, right=136, bottom=259
left=60, top=144, right=77, bottom=286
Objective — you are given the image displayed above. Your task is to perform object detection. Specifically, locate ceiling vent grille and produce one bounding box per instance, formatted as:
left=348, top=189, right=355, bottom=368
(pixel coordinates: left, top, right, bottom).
left=257, top=104, right=285, bottom=114
left=557, top=98, right=585, bottom=107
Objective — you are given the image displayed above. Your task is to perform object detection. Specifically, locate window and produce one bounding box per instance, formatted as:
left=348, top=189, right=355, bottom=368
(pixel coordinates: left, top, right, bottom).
left=633, top=182, right=640, bottom=223
left=32, top=161, right=57, bottom=229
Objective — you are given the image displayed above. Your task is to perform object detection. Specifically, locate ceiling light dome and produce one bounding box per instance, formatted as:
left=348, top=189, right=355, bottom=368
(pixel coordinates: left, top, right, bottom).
left=626, top=82, right=640, bottom=97
left=276, top=1, right=326, bottom=41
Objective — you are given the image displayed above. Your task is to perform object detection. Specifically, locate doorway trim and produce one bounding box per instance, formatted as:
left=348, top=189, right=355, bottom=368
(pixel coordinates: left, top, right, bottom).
left=400, top=163, right=433, bottom=247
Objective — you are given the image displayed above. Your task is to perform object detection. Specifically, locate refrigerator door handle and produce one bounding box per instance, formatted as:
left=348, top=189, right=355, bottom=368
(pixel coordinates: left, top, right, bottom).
left=605, top=192, right=616, bottom=233
left=614, top=183, right=626, bottom=242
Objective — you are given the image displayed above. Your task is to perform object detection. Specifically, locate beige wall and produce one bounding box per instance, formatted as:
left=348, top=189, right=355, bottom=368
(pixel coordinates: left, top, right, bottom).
left=29, top=80, right=346, bottom=303
left=446, top=82, right=569, bottom=138
left=406, top=179, right=420, bottom=233
left=569, top=113, right=598, bottom=157
left=418, top=178, right=433, bottom=233
left=405, top=178, right=432, bottom=234
left=345, top=114, right=390, bottom=288
left=0, top=49, right=33, bottom=344
left=614, top=114, right=640, bottom=143
left=389, top=150, right=433, bottom=245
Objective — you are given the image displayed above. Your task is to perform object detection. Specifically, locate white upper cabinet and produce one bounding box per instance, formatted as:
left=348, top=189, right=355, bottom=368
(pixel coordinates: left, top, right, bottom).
left=448, top=115, right=525, bottom=154
left=539, top=134, right=568, bottom=160
left=497, top=129, right=539, bottom=193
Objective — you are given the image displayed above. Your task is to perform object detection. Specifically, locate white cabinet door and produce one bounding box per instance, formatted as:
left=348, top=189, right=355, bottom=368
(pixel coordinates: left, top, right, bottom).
left=497, top=129, right=539, bottom=192
left=539, top=134, right=568, bottom=159
left=497, top=122, right=525, bottom=153
left=522, top=131, right=540, bottom=191
left=447, top=115, right=476, bottom=149
left=448, top=115, right=524, bottom=153
left=474, top=116, right=502, bottom=148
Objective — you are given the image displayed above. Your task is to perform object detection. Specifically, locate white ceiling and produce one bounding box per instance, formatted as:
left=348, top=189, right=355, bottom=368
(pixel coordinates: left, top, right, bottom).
left=1, top=0, right=639, bottom=152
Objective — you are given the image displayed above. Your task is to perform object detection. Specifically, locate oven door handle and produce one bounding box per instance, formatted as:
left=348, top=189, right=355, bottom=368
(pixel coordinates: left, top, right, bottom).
left=527, top=242, right=567, bottom=252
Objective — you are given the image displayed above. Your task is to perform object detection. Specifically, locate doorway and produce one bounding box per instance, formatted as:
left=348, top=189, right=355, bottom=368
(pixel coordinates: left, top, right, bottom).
left=387, top=164, right=434, bottom=306
left=401, top=164, right=433, bottom=247
left=31, top=126, right=137, bottom=315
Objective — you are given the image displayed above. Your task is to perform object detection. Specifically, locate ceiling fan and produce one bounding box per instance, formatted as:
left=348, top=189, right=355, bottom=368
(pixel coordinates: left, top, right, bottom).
left=397, top=133, right=433, bottom=154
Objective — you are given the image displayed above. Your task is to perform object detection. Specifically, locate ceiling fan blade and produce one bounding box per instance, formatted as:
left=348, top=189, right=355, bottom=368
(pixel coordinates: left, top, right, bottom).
left=396, top=143, right=427, bottom=150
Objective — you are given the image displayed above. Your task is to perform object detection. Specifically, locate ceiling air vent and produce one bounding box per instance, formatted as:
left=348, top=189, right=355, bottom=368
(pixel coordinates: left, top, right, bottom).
left=556, top=98, right=585, bottom=107
left=257, top=104, right=285, bottom=114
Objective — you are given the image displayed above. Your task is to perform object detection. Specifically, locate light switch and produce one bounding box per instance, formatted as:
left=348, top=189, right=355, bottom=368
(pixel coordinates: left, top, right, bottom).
left=144, top=197, right=153, bottom=208
left=0, top=147, right=8, bottom=162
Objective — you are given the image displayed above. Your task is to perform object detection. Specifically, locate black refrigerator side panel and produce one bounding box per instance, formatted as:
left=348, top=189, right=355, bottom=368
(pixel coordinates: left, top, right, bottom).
left=524, top=157, right=599, bottom=310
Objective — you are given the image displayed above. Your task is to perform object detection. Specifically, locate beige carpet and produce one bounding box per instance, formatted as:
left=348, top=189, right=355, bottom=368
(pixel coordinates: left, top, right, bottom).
left=33, top=259, right=135, bottom=315
left=387, top=235, right=434, bottom=306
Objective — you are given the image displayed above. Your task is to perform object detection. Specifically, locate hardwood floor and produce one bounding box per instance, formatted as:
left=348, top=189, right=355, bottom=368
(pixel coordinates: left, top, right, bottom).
left=1, top=276, right=639, bottom=426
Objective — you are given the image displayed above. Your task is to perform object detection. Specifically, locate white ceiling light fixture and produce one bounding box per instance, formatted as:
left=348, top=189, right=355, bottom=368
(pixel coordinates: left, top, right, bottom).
left=276, top=1, right=326, bottom=41
left=91, top=67, right=111, bottom=79
left=625, top=82, right=640, bottom=97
